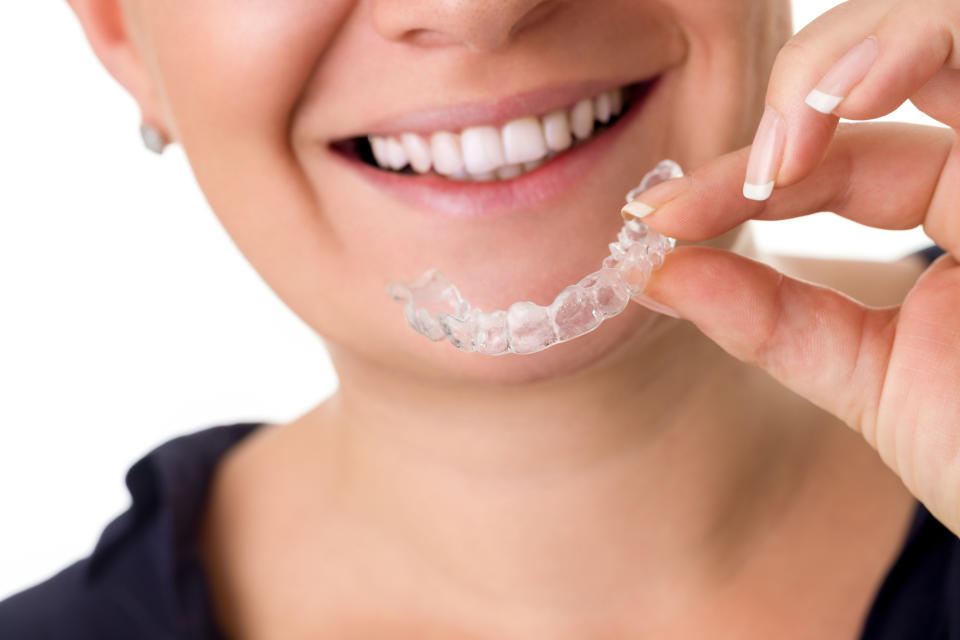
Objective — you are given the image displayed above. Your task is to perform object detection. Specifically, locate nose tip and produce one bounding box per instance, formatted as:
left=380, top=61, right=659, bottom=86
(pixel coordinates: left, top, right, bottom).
left=372, top=0, right=563, bottom=52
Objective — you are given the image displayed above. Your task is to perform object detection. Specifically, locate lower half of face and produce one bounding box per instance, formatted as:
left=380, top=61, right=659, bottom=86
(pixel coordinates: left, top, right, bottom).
left=141, top=0, right=790, bottom=384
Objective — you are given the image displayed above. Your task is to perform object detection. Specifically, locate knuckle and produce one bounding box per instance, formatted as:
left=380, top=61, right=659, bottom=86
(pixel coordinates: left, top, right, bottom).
left=771, top=38, right=812, bottom=76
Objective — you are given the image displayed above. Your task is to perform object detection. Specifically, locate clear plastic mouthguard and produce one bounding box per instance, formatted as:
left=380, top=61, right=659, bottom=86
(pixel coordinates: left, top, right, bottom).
left=386, top=159, right=682, bottom=355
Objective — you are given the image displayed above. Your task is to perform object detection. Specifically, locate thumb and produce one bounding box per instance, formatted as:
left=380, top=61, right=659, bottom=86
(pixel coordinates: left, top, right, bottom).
left=640, top=245, right=895, bottom=430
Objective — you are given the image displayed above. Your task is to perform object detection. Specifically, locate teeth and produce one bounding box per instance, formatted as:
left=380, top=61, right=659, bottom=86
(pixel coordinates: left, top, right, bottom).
left=369, top=136, right=391, bottom=168
left=570, top=98, right=595, bottom=140
left=401, top=133, right=432, bottom=173
left=468, top=170, right=497, bottom=182
left=460, top=126, right=506, bottom=174
left=610, top=89, right=624, bottom=117
left=496, top=164, right=524, bottom=180
left=366, top=85, right=630, bottom=180
left=501, top=116, right=548, bottom=165
left=523, top=158, right=545, bottom=172
left=384, top=137, right=408, bottom=170
left=594, top=92, right=612, bottom=124
left=542, top=109, right=573, bottom=152
left=430, top=131, right=465, bottom=176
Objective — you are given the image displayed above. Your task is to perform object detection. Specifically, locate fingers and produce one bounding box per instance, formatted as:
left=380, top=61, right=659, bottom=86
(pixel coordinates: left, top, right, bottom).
left=742, top=0, right=892, bottom=197
left=641, top=246, right=896, bottom=431
left=751, top=0, right=960, bottom=191
left=638, top=122, right=958, bottom=252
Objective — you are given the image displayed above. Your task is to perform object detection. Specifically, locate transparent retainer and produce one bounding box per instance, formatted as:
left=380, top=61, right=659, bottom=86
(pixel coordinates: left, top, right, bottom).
left=386, top=159, right=682, bottom=355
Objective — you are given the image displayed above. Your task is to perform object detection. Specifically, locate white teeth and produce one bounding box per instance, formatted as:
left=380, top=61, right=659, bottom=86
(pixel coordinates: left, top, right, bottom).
left=542, top=109, right=573, bottom=152
left=570, top=98, right=595, bottom=140
left=469, top=170, right=497, bottom=182
left=460, top=125, right=506, bottom=174
left=496, top=164, right=524, bottom=180
left=384, top=137, right=408, bottom=170
left=369, top=136, right=390, bottom=169
left=401, top=133, right=432, bottom=173
left=523, top=158, right=545, bottom=172
left=610, top=88, right=624, bottom=116
left=501, top=116, right=548, bottom=165
left=430, top=131, right=464, bottom=176
left=594, top=92, right=612, bottom=124
left=367, top=85, right=630, bottom=180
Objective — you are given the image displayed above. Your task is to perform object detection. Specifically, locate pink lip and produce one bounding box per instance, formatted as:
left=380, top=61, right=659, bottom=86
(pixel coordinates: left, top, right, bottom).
left=358, top=76, right=651, bottom=138
left=329, top=77, right=660, bottom=220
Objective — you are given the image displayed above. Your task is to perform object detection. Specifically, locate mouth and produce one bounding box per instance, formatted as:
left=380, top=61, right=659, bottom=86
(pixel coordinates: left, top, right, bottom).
left=328, top=76, right=660, bottom=218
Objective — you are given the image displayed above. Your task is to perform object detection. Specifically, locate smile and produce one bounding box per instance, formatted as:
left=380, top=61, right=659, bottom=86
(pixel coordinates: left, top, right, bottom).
left=328, top=77, right=660, bottom=218
left=359, top=84, right=633, bottom=181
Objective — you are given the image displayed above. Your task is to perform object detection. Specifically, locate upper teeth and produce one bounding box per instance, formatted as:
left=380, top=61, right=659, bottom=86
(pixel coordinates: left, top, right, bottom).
left=367, top=87, right=626, bottom=181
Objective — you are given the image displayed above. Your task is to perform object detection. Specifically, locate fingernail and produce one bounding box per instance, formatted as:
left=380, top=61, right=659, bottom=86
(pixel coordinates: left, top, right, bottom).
left=631, top=293, right=681, bottom=319
left=743, top=106, right=786, bottom=201
left=620, top=176, right=692, bottom=222
left=805, top=36, right=879, bottom=114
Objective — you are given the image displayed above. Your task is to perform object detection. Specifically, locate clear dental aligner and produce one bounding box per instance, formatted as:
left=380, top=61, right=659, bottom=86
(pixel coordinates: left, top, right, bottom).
left=386, top=160, right=682, bottom=355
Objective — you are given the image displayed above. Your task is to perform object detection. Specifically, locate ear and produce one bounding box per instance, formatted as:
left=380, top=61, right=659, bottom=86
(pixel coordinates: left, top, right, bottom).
left=66, top=0, right=171, bottom=141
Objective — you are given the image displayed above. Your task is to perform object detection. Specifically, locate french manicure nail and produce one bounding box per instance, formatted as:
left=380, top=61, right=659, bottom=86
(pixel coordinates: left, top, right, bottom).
left=621, top=176, right=692, bottom=222
left=621, top=201, right=655, bottom=221
left=805, top=36, right=879, bottom=114
left=743, top=106, right=786, bottom=201
left=632, top=293, right=681, bottom=319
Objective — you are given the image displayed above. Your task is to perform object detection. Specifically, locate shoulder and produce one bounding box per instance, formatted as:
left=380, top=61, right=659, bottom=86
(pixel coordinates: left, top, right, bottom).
left=0, top=558, right=146, bottom=640
left=0, top=422, right=264, bottom=639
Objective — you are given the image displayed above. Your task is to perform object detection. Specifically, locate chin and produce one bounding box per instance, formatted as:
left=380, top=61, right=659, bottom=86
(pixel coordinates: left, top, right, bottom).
left=330, top=302, right=665, bottom=388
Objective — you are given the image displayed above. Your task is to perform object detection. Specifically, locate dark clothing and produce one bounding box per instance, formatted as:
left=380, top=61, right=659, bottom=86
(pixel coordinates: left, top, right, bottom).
left=1, top=247, right=953, bottom=639
left=0, top=423, right=261, bottom=640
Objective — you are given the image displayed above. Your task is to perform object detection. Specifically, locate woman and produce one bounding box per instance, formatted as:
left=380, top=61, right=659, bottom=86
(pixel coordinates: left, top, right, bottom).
left=2, top=0, right=958, bottom=637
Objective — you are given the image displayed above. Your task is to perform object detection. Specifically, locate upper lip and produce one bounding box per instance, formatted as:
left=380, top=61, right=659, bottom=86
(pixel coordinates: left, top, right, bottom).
left=345, top=75, right=654, bottom=140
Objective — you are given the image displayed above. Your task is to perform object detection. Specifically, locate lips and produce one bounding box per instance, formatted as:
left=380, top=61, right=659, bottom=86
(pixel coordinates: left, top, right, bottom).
left=328, top=76, right=661, bottom=219
left=358, top=84, right=631, bottom=182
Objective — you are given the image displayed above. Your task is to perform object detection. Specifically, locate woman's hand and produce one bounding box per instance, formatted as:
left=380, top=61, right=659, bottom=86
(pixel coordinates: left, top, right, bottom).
left=635, top=0, right=960, bottom=533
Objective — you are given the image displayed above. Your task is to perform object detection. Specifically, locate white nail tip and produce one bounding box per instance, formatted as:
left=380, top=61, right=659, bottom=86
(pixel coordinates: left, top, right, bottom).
left=805, top=89, right=844, bottom=114
left=621, top=201, right=655, bottom=220
left=743, top=181, right=775, bottom=201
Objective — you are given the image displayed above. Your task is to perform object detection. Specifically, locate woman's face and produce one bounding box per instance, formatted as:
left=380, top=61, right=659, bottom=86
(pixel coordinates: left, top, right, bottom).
left=121, top=0, right=790, bottom=384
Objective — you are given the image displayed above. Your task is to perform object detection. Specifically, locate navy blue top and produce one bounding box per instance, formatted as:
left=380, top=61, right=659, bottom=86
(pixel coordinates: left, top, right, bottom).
left=0, top=247, right=954, bottom=639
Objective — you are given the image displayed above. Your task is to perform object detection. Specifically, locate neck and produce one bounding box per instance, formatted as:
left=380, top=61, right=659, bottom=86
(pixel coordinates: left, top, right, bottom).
left=315, top=314, right=827, bottom=627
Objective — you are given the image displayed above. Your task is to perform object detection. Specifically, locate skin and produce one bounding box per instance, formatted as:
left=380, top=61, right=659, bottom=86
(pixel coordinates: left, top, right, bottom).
left=64, top=0, right=954, bottom=637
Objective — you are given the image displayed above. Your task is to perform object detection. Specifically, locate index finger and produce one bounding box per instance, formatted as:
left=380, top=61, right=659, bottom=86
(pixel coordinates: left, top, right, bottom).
left=632, top=122, right=955, bottom=246
left=759, top=0, right=960, bottom=193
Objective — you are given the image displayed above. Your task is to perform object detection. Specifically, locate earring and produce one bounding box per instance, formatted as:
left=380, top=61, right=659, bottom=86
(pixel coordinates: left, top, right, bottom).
left=139, top=123, right=167, bottom=154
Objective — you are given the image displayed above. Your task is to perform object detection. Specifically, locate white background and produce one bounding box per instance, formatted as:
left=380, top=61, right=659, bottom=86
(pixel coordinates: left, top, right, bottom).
left=0, top=2, right=943, bottom=598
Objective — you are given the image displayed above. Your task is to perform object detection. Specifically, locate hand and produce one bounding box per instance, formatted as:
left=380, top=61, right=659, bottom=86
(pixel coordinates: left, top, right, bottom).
left=635, top=0, right=960, bottom=534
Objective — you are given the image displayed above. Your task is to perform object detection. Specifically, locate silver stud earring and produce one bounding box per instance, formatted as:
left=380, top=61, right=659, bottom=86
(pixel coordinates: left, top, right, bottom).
left=139, top=123, right=167, bottom=154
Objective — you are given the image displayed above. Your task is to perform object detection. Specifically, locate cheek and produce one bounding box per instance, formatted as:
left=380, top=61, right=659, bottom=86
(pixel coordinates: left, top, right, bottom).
left=662, top=0, right=791, bottom=162
left=141, top=1, right=356, bottom=319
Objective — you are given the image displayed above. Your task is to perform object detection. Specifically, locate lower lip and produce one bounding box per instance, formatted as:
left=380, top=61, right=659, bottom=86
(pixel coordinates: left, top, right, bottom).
left=328, top=79, right=659, bottom=220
